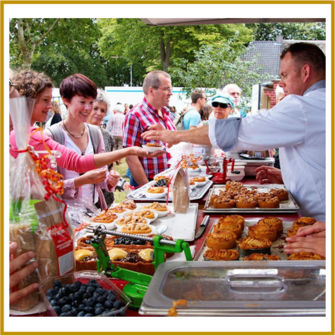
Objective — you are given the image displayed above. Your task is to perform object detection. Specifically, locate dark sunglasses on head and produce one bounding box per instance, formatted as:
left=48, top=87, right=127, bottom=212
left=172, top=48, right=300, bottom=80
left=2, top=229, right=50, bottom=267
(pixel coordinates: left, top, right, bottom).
left=212, top=102, right=230, bottom=108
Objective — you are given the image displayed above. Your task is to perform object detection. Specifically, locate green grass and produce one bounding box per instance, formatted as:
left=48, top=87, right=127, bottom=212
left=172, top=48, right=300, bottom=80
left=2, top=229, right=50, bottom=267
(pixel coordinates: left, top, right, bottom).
left=113, top=158, right=130, bottom=204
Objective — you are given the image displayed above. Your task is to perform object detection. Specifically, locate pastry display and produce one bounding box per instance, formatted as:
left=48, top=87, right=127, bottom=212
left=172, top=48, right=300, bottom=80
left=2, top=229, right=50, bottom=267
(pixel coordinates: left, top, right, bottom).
left=121, top=223, right=152, bottom=235
left=244, top=253, right=281, bottom=261
left=92, top=211, right=118, bottom=223
left=206, top=230, right=237, bottom=250
left=287, top=252, right=325, bottom=260
left=204, top=248, right=240, bottom=261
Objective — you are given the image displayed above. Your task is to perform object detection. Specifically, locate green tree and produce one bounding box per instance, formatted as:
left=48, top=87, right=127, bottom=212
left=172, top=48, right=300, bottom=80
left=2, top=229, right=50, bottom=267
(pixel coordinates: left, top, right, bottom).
left=10, top=18, right=60, bottom=69
left=246, top=22, right=326, bottom=41
left=97, top=18, right=254, bottom=84
left=170, top=41, right=270, bottom=108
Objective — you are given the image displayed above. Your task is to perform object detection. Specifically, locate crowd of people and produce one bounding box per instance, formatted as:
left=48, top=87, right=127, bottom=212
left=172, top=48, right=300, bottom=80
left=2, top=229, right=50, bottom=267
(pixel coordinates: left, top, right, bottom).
left=9, top=42, right=326, bottom=306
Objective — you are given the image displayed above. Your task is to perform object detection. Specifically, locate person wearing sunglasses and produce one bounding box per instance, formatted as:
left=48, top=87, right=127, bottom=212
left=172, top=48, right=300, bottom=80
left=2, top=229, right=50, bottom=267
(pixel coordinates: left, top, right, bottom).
left=211, top=95, right=235, bottom=120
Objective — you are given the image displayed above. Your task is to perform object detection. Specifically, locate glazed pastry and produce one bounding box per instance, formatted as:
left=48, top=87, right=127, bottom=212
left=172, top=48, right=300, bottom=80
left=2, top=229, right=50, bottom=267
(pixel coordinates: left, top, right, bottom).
left=206, top=230, right=237, bottom=250
left=213, top=198, right=235, bottom=208
left=118, top=215, right=148, bottom=226
left=257, top=195, right=280, bottom=208
left=192, top=176, right=206, bottom=182
left=204, top=248, right=240, bottom=261
left=225, top=180, right=244, bottom=191
left=213, top=221, right=242, bottom=239
left=120, top=200, right=137, bottom=210
left=221, top=215, right=245, bottom=230
left=133, top=210, right=156, bottom=220
left=142, top=202, right=168, bottom=212
left=244, top=253, right=281, bottom=261
left=270, top=188, right=289, bottom=201
left=257, top=217, right=283, bottom=237
left=248, top=223, right=278, bottom=242
left=292, top=217, right=317, bottom=229
left=238, top=237, right=272, bottom=250
left=235, top=195, right=258, bottom=208
left=107, top=205, right=129, bottom=214
left=287, top=252, right=325, bottom=260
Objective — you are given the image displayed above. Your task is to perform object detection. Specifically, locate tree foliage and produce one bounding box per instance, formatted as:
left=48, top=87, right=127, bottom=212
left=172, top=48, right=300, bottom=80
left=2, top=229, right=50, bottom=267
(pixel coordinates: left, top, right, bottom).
left=170, top=41, right=270, bottom=107
left=246, top=22, right=326, bottom=41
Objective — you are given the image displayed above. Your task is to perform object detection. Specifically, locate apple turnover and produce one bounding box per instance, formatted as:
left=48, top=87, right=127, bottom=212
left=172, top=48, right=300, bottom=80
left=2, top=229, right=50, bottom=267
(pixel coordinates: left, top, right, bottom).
left=248, top=223, right=278, bottom=242
left=206, top=230, right=237, bottom=250
left=204, top=248, right=240, bottom=261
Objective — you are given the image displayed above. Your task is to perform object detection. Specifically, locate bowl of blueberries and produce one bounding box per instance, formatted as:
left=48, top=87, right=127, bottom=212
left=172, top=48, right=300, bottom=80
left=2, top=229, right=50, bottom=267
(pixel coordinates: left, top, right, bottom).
left=40, top=271, right=131, bottom=317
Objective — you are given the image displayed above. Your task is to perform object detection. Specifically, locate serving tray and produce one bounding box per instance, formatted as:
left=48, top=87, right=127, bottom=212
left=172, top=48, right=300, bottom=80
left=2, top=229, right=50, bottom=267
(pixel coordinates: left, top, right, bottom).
left=194, top=218, right=292, bottom=261
left=127, top=179, right=213, bottom=202
left=203, top=184, right=299, bottom=214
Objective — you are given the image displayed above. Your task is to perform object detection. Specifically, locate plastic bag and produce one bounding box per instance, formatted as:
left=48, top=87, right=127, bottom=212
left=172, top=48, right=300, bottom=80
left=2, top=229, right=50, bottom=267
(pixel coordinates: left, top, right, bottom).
left=9, top=97, right=74, bottom=311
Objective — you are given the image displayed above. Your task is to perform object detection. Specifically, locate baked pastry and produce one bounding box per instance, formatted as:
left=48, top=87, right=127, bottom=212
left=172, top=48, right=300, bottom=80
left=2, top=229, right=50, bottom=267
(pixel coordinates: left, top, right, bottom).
left=287, top=217, right=317, bottom=237
left=204, top=248, right=240, bottom=261
left=206, top=230, right=237, bottom=250
left=237, top=237, right=272, bottom=257
left=146, top=142, right=162, bottom=147
left=120, top=200, right=137, bottom=210
left=257, top=217, right=283, bottom=237
left=117, top=215, right=148, bottom=226
left=222, top=215, right=245, bottom=230
left=142, top=202, right=168, bottom=212
left=244, top=253, right=281, bottom=261
left=121, top=223, right=152, bottom=234
left=257, top=195, right=280, bottom=208
left=270, top=188, right=289, bottom=201
left=287, top=252, right=325, bottom=260
left=192, top=176, right=206, bottom=182
left=189, top=179, right=196, bottom=186
left=92, top=211, right=118, bottom=223
left=133, top=210, right=156, bottom=220
left=154, top=175, right=171, bottom=182
left=213, top=221, right=242, bottom=239
left=147, top=187, right=165, bottom=193
left=248, top=223, right=278, bottom=242
left=225, top=180, right=244, bottom=191
left=235, top=195, right=258, bottom=208
left=107, top=205, right=129, bottom=214
left=213, top=198, right=235, bottom=208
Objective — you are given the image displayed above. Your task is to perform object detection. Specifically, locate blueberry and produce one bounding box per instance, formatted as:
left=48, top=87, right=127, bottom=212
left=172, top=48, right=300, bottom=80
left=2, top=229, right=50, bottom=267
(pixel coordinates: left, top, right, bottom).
left=107, top=294, right=116, bottom=302
left=69, top=284, right=78, bottom=292
left=53, top=306, right=62, bottom=316
left=96, top=295, right=105, bottom=304
left=94, top=307, right=104, bottom=316
left=58, top=297, right=70, bottom=306
left=96, top=288, right=104, bottom=295
left=74, top=291, right=83, bottom=300
left=77, top=311, right=85, bottom=317
left=53, top=280, right=62, bottom=288
left=84, top=306, right=94, bottom=314
left=61, top=304, right=72, bottom=313
left=72, top=299, right=81, bottom=307
left=113, top=300, right=122, bottom=309
left=68, top=293, right=75, bottom=301
left=89, top=279, right=98, bottom=286
left=84, top=313, right=93, bottom=316
left=46, top=288, right=57, bottom=297
left=74, top=281, right=82, bottom=288
left=49, top=299, right=57, bottom=306
left=70, top=308, right=79, bottom=316
left=82, top=292, right=92, bottom=299
left=94, top=303, right=103, bottom=308
left=61, top=287, right=70, bottom=296
left=78, top=303, right=85, bottom=311
left=92, top=292, right=99, bottom=298
left=87, top=285, right=95, bottom=293
left=104, top=300, right=113, bottom=309
left=85, top=298, right=96, bottom=307
left=54, top=293, right=63, bottom=301
left=59, top=312, right=70, bottom=316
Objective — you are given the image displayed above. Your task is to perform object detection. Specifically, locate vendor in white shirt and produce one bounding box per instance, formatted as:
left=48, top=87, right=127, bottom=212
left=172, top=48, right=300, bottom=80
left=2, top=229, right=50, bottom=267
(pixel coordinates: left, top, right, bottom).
left=142, top=42, right=326, bottom=258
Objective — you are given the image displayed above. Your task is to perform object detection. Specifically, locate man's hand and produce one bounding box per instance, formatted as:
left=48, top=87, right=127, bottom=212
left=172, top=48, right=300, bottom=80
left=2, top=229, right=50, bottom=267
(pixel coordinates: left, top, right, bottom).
left=133, top=146, right=166, bottom=158
left=284, top=222, right=326, bottom=257
left=10, top=242, right=38, bottom=304
left=141, top=124, right=177, bottom=147
left=255, top=166, right=283, bottom=184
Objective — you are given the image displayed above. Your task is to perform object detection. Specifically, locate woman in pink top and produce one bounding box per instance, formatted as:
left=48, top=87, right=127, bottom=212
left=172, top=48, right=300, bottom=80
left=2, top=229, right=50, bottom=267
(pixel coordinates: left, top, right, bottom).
left=10, top=70, right=163, bottom=178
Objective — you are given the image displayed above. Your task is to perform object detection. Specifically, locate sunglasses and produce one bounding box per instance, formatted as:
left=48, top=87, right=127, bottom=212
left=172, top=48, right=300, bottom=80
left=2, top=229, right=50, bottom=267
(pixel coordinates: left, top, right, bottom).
left=212, top=102, right=230, bottom=108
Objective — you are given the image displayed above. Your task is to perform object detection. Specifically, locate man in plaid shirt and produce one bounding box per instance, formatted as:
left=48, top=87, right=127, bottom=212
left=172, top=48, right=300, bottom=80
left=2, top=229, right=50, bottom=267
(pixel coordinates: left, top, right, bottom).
left=123, top=70, right=176, bottom=187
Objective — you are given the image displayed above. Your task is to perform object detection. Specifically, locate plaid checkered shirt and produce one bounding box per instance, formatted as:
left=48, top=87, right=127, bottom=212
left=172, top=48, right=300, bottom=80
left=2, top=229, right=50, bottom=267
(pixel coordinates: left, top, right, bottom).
left=123, top=98, right=176, bottom=180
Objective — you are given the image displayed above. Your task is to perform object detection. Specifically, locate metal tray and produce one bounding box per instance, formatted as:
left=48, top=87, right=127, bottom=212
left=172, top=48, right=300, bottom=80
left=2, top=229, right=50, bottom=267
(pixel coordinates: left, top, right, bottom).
left=203, top=184, right=299, bottom=214
left=139, top=260, right=325, bottom=317
left=127, top=179, right=213, bottom=202
left=194, top=218, right=292, bottom=261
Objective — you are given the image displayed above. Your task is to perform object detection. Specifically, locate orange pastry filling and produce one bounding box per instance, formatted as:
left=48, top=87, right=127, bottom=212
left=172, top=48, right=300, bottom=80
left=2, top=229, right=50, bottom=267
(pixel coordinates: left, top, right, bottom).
left=121, top=223, right=152, bottom=234
left=204, top=248, right=240, bottom=261
left=92, top=211, right=118, bottom=223
left=147, top=187, right=165, bottom=193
